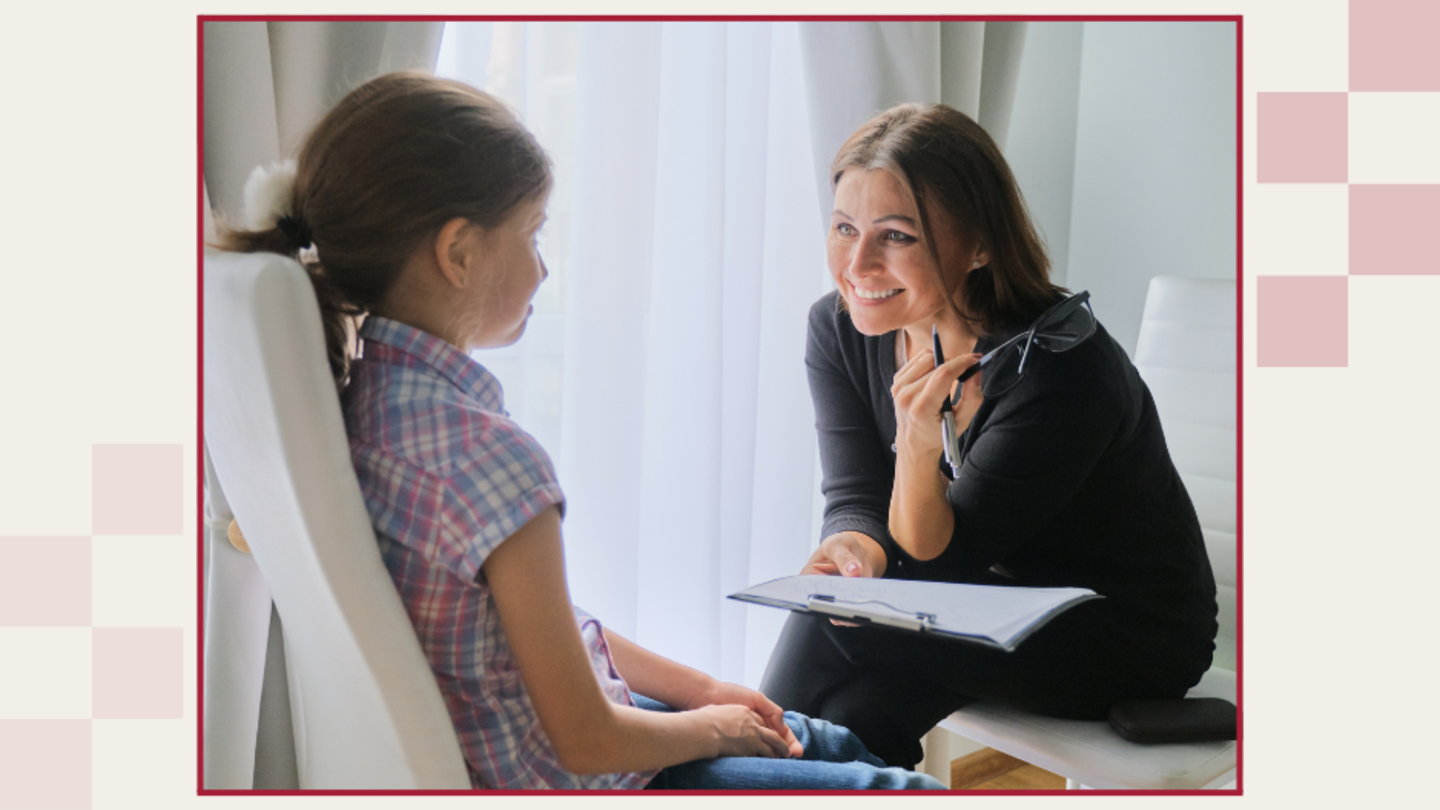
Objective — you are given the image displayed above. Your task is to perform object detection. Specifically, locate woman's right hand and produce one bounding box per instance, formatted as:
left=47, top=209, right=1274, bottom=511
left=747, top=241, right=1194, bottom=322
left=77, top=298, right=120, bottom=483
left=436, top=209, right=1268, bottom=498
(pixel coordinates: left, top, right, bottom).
left=800, top=532, right=885, bottom=626
left=693, top=704, right=794, bottom=759
left=800, top=531, right=885, bottom=578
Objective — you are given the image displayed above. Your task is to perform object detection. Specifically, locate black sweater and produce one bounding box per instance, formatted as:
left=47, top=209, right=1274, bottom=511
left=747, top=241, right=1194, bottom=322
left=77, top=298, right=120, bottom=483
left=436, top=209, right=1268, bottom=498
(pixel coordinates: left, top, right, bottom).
left=807, top=290, right=1218, bottom=680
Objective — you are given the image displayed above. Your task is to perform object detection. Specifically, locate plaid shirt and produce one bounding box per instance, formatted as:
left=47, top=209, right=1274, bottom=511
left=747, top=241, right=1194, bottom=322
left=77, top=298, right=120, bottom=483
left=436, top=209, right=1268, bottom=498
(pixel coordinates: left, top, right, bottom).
left=343, top=316, right=653, bottom=790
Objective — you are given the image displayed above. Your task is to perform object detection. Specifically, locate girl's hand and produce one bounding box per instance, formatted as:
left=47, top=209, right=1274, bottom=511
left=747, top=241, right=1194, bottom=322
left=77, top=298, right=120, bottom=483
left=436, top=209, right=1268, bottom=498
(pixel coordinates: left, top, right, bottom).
left=693, top=704, right=794, bottom=759
left=686, top=680, right=803, bottom=758
left=890, top=349, right=983, bottom=459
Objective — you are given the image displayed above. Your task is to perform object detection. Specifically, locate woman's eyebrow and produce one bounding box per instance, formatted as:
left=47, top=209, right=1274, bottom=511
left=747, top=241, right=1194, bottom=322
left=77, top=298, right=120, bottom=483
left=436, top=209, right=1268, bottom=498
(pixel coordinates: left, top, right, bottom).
left=831, top=210, right=917, bottom=226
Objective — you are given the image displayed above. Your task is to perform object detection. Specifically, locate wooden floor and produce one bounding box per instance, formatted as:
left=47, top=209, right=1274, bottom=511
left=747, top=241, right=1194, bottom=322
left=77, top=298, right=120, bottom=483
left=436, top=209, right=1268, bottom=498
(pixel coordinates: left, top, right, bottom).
left=950, top=748, right=1066, bottom=790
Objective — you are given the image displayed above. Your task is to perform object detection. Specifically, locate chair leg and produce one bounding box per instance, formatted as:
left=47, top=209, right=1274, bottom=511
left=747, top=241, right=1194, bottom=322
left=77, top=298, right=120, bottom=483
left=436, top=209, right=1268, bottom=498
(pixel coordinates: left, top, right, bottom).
left=919, top=727, right=951, bottom=788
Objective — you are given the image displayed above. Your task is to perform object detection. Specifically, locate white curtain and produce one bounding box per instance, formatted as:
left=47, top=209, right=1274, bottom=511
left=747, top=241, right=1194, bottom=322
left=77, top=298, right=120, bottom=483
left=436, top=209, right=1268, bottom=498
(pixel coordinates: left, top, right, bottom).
left=554, top=21, right=1027, bottom=688
left=799, top=21, right=1028, bottom=221
left=200, top=21, right=443, bottom=789
left=556, top=22, right=827, bottom=689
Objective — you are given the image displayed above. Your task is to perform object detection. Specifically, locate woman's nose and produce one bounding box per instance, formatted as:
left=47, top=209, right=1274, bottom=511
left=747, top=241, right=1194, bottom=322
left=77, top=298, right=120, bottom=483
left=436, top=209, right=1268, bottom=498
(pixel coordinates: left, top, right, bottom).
left=848, top=237, right=884, bottom=278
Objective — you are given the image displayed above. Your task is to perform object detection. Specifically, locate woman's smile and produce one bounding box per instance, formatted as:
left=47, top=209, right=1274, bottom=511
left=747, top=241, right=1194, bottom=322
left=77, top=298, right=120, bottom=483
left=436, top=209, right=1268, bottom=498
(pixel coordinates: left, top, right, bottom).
left=850, top=285, right=904, bottom=302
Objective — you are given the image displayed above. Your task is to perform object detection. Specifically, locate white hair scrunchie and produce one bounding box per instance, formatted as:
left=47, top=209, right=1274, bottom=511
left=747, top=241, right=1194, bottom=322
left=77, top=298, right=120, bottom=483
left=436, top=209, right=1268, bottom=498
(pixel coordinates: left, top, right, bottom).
left=241, top=159, right=298, bottom=232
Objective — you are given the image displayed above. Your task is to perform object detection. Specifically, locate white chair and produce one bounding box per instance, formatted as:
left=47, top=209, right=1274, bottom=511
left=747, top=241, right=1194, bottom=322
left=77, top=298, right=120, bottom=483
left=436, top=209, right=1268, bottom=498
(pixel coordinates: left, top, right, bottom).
left=929, top=276, right=1238, bottom=790
left=203, top=251, right=472, bottom=789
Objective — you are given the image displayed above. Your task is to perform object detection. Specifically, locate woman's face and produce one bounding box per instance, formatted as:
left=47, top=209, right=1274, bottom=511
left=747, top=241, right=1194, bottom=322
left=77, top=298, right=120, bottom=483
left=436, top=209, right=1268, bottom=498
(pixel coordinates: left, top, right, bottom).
left=827, top=168, right=981, bottom=337
left=464, top=195, right=549, bottom=349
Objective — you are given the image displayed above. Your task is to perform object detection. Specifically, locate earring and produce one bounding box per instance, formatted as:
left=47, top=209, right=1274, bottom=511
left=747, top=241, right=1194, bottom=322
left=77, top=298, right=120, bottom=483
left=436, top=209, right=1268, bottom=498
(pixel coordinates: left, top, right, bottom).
left=973, top=260, right=983, bottom=269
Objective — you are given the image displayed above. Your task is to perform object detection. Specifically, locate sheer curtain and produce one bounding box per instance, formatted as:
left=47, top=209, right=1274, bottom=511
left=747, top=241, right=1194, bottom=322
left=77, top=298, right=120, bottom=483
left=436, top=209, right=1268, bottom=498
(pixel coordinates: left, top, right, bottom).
left=557, top=22, right=827, bottom=689
left=435, top=21, right=1026, bottom=689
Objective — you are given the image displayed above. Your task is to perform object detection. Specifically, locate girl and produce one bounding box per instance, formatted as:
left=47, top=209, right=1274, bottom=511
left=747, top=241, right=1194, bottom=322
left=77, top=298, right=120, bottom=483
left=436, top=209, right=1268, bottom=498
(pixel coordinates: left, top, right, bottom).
left=216, top=71, right=940, bottom=791
left=760, top=103, right=1219, bottom=768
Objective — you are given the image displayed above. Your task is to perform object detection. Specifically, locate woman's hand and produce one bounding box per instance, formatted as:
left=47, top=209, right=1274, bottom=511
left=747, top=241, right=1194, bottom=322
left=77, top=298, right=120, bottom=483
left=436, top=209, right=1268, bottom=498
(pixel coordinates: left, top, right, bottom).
left=800, top=531, right=886, bottom=578
left=890, top=348, right=983, bottom=459
left=800, top=532, right=887, bottom=626
left=693, top=704, right=794, bottom=759
left=888, top=348, right=982, bottom=561
left=685, top=680, right=803, bottom=758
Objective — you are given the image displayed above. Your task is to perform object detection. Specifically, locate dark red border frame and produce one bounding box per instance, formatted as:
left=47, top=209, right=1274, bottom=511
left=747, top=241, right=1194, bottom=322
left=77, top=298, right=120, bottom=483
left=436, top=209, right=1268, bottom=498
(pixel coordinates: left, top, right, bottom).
left=197, top=12, right=1244, bottom=795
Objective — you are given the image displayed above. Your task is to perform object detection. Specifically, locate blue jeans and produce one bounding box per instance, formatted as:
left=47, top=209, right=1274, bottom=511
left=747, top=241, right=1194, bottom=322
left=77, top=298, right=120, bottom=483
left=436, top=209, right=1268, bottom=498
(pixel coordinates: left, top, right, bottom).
left=634, top=696, right=944, bottom=790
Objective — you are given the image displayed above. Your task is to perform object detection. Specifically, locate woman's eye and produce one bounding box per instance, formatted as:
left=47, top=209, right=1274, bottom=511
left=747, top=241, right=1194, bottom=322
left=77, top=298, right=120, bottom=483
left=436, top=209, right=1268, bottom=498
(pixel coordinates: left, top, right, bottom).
left=835, top=222, right=857, bottom=237
left=885, top=230, right=917, bottom=244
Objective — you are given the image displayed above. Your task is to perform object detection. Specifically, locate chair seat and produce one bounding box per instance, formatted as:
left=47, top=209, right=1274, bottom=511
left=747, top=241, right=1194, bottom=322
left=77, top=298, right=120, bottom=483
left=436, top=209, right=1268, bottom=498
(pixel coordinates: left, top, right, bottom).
left=937, top=668, right=1236, bottom=790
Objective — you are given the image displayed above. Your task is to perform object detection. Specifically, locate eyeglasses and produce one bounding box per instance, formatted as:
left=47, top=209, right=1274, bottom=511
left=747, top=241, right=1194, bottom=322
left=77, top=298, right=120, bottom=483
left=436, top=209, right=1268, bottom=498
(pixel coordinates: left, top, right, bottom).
left=954, top=291, right=1096, bottom=400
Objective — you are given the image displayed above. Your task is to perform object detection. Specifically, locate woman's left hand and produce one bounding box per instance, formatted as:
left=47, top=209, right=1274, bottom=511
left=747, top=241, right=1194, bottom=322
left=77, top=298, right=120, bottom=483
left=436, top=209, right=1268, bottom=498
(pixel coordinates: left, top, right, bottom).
left=686, top=680, right=803, bottom=758
left=890, top=349, right=983, bottom=458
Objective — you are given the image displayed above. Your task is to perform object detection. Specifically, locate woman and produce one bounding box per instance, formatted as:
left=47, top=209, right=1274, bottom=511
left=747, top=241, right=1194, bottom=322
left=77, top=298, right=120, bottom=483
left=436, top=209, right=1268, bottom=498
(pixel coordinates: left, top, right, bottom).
left=760, top=103, right=1218, bottom=769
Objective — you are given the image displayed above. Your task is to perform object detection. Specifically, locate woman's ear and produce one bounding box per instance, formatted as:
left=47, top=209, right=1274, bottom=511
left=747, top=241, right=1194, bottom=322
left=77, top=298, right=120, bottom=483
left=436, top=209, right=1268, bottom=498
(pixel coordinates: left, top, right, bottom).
left=970, top=247, right=991, bottom=271
left=433, top=217, right=478, bottom=290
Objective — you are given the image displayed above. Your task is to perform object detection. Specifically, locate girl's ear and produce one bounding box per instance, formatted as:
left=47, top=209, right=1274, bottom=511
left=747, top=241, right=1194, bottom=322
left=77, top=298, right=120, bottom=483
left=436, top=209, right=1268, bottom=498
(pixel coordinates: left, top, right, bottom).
left=433, top=217, right=477, bottom=289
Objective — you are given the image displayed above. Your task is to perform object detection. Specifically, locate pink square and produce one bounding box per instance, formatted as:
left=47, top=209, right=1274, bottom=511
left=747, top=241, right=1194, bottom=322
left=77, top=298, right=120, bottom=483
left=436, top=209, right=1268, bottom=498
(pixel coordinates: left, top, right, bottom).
left=1350, top=185, right=1440, bottom=275
left=92, top=628, right=183, bottom=719
left=92, top=445, right=182, bottom=535
left=0, top=538, right=90, bottom=626
left=1257, top=276, right=1348, bottom=367
left=1352, top=0, right=1440, bottom=91
left=0, top=720, right=90, bottom=809
left=1257, top=93, right=1347, bottom=183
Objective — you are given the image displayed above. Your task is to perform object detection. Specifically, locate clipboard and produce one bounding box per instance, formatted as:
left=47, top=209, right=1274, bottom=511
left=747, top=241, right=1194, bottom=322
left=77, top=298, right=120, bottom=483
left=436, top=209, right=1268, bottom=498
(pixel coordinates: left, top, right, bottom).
left=729, top=575, right=1100, bottom=652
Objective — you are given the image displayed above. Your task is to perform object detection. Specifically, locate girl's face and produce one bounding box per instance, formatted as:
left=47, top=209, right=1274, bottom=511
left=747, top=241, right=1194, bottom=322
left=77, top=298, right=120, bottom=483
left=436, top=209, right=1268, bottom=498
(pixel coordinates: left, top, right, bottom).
left=827, top=168, right=981, bottom=337
left=464, top=195, right=549, bottom=349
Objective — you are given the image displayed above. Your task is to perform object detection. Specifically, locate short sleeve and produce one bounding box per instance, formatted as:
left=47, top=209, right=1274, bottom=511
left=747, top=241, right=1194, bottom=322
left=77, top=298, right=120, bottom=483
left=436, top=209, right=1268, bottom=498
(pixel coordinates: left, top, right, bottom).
left=437, top=418, right=566, bottom=582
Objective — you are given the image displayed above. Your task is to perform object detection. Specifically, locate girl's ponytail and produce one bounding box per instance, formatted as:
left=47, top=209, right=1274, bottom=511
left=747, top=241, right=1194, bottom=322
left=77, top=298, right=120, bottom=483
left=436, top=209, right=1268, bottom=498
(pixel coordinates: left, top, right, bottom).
left=214, top=160, right=362, bottom=388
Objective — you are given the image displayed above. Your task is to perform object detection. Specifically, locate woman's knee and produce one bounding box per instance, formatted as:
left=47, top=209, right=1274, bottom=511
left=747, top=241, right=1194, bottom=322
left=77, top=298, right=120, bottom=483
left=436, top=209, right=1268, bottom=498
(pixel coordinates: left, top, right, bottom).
left=760, top=613, right=847, bottom=715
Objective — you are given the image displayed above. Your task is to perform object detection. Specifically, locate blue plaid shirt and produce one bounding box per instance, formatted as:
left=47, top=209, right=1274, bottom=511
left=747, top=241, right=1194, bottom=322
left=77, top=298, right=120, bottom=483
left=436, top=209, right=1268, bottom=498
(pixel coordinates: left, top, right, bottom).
left=343, top=316, right=653, bottom=790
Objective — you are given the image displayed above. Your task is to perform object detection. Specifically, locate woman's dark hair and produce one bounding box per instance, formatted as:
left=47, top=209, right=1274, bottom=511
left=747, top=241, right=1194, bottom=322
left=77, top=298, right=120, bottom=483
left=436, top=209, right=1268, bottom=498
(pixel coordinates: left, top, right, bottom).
left=214, top=71, right=553, bottom=386
left=830, top=103, right=1061, bottom=335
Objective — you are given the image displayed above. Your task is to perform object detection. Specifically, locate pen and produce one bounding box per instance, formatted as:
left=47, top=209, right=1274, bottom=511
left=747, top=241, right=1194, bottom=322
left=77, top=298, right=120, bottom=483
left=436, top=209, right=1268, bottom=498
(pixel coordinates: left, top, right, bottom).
left=932, top=325, right=962, bottom=478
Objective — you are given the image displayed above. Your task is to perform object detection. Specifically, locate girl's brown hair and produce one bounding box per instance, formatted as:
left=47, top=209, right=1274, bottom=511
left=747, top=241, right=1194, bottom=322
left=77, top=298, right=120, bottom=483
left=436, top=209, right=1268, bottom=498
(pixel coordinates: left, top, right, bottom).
left=830, top=103, right=1061, bottom=335
left=215, top=71, right=552, bottom=386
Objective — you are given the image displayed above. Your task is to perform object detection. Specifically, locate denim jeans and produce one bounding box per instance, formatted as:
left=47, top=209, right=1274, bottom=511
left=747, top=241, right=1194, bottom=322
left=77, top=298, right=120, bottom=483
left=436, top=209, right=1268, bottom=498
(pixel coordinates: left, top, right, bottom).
left=634, top=696, right=944, bottom=790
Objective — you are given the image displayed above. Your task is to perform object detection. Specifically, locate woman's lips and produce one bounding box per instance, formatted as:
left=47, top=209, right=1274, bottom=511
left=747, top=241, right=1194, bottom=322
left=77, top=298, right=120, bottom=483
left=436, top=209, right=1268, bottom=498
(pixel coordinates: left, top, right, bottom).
left=848, top=282, right=903, bottom=305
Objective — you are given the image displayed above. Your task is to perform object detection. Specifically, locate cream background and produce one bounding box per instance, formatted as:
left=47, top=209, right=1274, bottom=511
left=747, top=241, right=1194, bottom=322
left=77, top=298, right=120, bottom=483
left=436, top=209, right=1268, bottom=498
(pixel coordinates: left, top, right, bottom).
left=1, top=0, right=1432, bottom=805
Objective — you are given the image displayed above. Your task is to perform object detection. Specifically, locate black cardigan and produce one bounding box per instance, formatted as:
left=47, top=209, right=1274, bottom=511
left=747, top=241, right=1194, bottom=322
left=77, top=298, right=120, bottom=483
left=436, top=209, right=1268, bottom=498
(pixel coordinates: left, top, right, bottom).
left=807, top=290, right=1218, bottom=680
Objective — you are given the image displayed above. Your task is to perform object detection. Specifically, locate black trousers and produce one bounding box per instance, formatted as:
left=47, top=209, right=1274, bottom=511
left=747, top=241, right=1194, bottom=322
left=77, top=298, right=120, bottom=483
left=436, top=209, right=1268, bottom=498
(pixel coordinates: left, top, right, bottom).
left=759, top=602, right=1198, bottom=769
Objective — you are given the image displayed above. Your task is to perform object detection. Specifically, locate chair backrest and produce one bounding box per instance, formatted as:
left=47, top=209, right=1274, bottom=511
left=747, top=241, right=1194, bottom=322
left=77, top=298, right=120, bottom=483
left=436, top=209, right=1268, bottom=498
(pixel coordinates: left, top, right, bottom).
left=1132, top=276, right=1237, bottom=672
left=203, top=251, right=471, bottom=789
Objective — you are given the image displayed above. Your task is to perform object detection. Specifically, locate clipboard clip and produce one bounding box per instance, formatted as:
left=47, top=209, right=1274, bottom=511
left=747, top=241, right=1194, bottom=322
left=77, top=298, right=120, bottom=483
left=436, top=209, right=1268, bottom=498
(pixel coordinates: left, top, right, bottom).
left=807, top=594, right=938, bottom=632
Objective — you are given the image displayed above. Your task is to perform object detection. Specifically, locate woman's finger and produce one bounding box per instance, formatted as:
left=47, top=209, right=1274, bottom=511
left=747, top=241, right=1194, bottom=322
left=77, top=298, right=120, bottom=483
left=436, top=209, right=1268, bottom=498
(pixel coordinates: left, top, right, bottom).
left=835, top=550, right=865, bottom=577
left=952, top=366, right=984, bottom=430
left=922, top=353, right=981, bottom=406
left=890, top=349, right=935, bottom=395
